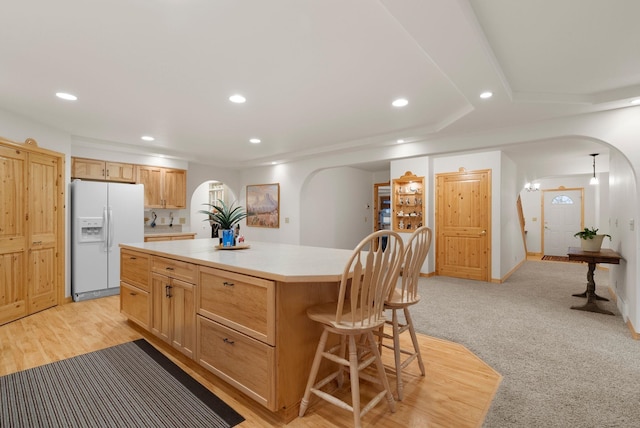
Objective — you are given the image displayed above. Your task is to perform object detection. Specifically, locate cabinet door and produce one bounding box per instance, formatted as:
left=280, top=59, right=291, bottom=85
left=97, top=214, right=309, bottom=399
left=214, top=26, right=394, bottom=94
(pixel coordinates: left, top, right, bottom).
left=137, top=165, right=163, bottom=208
left=120, top=282, right=150, bottom=329
left=163, top=168, right=187, bottom=209
left=171, top=278, right=196, bottom=359
left=0, top=146, right=28, bottom=325
left=151, top=272, right=172, bottom=343
left=106, top=162, right=135, bottom=183
left=120, top=249, right=150, bottom=291
left=72, top=158, right=106, bottom=180
left=27, top=152, right=59, bottom=313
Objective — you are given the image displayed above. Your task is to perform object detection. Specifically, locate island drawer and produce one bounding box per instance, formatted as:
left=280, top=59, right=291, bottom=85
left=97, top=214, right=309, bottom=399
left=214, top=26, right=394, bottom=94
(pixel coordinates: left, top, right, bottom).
left=197, top=315, right=275, bottom=411
left=151, top=256, right=197, bottom=284
left=198, top=266, right=275, bottom=345
left=120, top=282, right=150, bottom=329
left=120, top=249, right=151, bottom=291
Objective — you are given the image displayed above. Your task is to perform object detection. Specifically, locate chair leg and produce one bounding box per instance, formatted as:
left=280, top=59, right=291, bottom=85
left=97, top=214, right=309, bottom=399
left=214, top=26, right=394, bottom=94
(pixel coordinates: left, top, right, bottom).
left=299, top=328, right=330, bottom=417
left=348, top=335, right=362, bottom=428
left=337, top=335, right=347, bottom=388
left=404, top=307, right=425, bottom=376
left=366, top=331, right=396, bottom=413
left=391, top=308, right=404, bottom=400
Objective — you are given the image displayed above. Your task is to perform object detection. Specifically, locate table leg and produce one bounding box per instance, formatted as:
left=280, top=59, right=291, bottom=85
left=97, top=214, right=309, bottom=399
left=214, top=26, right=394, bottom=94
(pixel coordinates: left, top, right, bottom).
left=571, top=262, right=614, bottom=315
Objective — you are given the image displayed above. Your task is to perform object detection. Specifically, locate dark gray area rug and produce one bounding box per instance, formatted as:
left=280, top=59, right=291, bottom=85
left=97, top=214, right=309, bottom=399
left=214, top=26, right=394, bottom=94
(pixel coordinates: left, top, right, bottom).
left=411, top=260, right=640, bottom=427
left=0, top=339, right=244, bottom=428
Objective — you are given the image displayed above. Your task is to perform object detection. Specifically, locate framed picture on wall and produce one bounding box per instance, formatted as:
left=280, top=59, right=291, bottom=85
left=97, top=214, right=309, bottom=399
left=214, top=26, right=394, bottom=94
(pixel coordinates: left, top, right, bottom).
left=246, top=183, right=280, bottom=228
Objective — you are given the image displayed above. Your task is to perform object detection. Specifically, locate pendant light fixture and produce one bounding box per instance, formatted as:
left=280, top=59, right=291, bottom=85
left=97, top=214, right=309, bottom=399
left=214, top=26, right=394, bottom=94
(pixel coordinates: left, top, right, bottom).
left=589, top=153, right=599, bottom=185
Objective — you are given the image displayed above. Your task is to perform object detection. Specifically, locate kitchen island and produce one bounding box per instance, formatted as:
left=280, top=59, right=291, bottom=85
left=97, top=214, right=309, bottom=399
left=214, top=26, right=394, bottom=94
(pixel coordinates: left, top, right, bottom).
left=119, top=238, right=355, bottom=422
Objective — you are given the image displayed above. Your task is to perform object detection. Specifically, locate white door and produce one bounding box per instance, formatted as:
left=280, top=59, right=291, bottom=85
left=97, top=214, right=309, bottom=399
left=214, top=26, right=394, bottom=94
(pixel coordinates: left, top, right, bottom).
left=543, top=189, right=583, bottom=256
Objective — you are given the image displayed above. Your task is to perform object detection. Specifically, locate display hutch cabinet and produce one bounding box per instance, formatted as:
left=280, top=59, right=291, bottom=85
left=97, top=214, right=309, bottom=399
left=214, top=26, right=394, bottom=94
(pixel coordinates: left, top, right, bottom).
left=392, top=171, right=425, bottom=232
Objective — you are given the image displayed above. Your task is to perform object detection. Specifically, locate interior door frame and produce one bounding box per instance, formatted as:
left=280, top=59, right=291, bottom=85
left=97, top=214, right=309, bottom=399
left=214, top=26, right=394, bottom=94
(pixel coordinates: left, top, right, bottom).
left=541, top=187, right=584, bottom=255
left=435, top=168, right=491, bottom=281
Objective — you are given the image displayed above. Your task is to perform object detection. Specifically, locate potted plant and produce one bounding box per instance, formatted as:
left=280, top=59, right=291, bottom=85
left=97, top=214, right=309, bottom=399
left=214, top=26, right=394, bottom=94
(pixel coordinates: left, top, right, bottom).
left=574, top=227, right=611, bottom=252
left=198, top=199, right=247, bottom=246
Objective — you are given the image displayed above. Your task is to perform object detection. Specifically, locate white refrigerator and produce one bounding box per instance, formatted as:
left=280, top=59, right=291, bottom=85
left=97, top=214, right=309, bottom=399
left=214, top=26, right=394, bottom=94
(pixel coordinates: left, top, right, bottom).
left=71, top=180, right=144, bottom=302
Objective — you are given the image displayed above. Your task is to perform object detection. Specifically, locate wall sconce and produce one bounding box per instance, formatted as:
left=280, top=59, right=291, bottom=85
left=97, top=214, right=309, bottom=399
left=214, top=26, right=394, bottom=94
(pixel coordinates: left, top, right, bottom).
left=524, top=182, right=540, bottom=192
left=589, top=153, right=599, bottom=185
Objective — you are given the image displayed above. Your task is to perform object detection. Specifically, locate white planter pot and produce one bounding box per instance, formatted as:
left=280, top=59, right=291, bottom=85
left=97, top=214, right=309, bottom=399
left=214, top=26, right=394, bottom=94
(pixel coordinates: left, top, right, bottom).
left=580, top=234, right=605, bottom=252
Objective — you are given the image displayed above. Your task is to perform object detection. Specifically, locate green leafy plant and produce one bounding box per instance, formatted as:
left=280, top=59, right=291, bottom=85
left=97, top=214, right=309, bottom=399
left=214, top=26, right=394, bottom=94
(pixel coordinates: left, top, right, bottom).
left=574, top=227, right=611, bottom=240
left=198, top=199, right=247, bottom=230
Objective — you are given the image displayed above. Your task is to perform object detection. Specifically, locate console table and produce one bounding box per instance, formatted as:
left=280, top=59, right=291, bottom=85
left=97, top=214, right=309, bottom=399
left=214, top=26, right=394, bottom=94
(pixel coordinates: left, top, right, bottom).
left=567, top=247, right=622, bottom=315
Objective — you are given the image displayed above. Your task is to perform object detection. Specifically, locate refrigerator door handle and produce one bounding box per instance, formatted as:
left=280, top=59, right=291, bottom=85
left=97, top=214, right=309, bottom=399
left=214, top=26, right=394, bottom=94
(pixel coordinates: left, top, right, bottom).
left=108, top=207, right=115, bottom=252
left=102, top=206, right=109, bottom=252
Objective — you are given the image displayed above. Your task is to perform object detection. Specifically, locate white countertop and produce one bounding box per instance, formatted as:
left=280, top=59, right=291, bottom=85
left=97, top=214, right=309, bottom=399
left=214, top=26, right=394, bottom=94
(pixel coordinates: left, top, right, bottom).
left=120, top=238, right=355, bottom=283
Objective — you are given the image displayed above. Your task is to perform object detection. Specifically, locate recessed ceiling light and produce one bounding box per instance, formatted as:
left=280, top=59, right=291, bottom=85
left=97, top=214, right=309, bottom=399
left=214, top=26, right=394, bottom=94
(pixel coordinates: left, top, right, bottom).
left=56, top=92, right=77, bottom=101
left=392, top=98, right=409, bottom=107
left=480, top=91, right=493, bottom=99
left=141, top=136, right=155, bottom=141
left=397, top=139, right=405, bottom=144
left=249, top=138, right=261, bottom=144
left=271, top=161, right=277, bottom=165
left=631, top=99, right=640, bottom=105
left=229, top=94, right=246, bottom=103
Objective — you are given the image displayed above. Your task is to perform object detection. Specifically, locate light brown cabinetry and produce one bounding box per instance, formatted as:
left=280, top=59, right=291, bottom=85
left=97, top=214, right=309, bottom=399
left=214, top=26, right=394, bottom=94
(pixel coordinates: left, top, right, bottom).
left=144, top=233, right=196, bottom=242
left=197, top=266, right=276, bottom=409
left=150, top=256, right=196, bottom=358
left=392, top=171, right=425, bottom=232
left=120, top=249, right=151, bottom=329
left=0, top=138, right=64, bottom=326
left=72, top=157, right=135, bottom=182
left=136, top=165, right=186, bottom=209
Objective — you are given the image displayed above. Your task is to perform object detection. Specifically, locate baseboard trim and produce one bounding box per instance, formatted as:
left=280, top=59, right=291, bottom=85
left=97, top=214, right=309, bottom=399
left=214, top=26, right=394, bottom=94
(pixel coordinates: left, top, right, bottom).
left=626, top=319, right=639, bottom=340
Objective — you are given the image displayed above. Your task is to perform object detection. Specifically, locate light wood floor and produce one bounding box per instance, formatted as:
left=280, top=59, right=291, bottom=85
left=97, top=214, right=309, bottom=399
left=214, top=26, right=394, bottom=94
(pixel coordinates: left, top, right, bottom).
left=0, top=297, right=501, bottom=427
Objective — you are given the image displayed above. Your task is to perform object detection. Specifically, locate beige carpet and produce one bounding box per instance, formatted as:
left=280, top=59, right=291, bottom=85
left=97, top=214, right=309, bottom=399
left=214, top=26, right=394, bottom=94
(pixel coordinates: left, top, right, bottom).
left=410, top=260, right=638, bottom=427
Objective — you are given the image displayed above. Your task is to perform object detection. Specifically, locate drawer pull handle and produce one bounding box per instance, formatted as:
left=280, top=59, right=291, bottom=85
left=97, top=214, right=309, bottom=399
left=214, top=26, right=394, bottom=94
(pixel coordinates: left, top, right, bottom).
left=223, top=338, right=235, bottom=345
left=129, top=292, right=137, bottom=296
left=129, top=256, right=137, bottom=260
left=165, top=284, right=173, bottom=298
left=165, top=267, right=174, bottom=271
left=223, top=281, right=235, bottom=287
left=33, top=241, right=42, bottom=245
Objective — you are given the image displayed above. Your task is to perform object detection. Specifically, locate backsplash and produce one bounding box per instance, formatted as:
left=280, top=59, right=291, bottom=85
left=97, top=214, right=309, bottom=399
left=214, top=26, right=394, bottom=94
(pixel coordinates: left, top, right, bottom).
left=144, top=224, right=183, bottom=234
left=144, top=209, right=187, bottom=227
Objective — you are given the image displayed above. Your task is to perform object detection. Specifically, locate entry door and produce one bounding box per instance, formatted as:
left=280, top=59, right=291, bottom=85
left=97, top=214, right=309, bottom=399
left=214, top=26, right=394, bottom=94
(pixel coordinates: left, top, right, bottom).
left=543, top=189, right=583, bottom=256
left=436, top=169, right=491, bottom=281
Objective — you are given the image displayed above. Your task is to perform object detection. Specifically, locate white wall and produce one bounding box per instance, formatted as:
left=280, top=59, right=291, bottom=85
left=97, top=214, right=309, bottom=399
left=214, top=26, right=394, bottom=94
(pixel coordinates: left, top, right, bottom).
left=500, top=153, right=526, bottom=277
left=301, top=167, right=374, bottom=250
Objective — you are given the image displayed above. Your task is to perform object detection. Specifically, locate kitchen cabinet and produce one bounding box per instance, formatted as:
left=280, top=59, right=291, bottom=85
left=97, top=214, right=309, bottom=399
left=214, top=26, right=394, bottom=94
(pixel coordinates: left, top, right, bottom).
left=72, top=157, right=135, bottom=183
left=119, top=240, right=345, bottom=422
left=120, top=249, right=151, bottom=329
left=150, top=256, right=196, bottom=358
left=0, top=137, right=64, bottom=326
left=136, top=165, right=186, bottom=209
left=197, top=266, right=276, bottom=408
left=392, top=171, right=425, bottom=232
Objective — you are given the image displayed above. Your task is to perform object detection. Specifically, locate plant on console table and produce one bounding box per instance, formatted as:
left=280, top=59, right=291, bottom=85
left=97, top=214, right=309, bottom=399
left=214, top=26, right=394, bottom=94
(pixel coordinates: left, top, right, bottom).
left=574, top=227, right=611, bottom=252
left=198, top=199, right=247, bottom=246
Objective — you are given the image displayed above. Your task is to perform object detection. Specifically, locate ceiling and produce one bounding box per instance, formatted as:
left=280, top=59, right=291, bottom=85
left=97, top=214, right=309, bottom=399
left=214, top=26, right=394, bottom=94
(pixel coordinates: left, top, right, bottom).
left=2, top=0, right=638, bottom=176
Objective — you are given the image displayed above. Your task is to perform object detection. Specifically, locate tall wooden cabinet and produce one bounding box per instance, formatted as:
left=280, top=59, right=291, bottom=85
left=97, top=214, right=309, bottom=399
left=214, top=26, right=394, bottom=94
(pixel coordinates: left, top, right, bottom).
left=392, top=171, right=425, bottom=232
left=0, top=137, right=64, bottom=325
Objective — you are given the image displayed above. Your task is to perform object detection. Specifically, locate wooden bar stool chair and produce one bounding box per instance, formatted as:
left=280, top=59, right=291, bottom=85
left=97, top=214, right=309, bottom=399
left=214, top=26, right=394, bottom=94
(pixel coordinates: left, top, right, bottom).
left=298, top=230, right=405, bottom=428
left=379, top=225, right=432, bottom=400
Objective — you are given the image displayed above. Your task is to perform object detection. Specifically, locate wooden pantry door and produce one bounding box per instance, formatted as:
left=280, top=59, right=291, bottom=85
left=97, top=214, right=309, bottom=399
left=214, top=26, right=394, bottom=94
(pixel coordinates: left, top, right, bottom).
left=436, top=169, right=491, bottom=281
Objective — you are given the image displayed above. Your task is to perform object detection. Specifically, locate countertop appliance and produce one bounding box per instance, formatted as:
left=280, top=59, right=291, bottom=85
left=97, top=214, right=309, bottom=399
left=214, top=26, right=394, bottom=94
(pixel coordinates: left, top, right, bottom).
left=71, top=180, right=144, bottom=301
